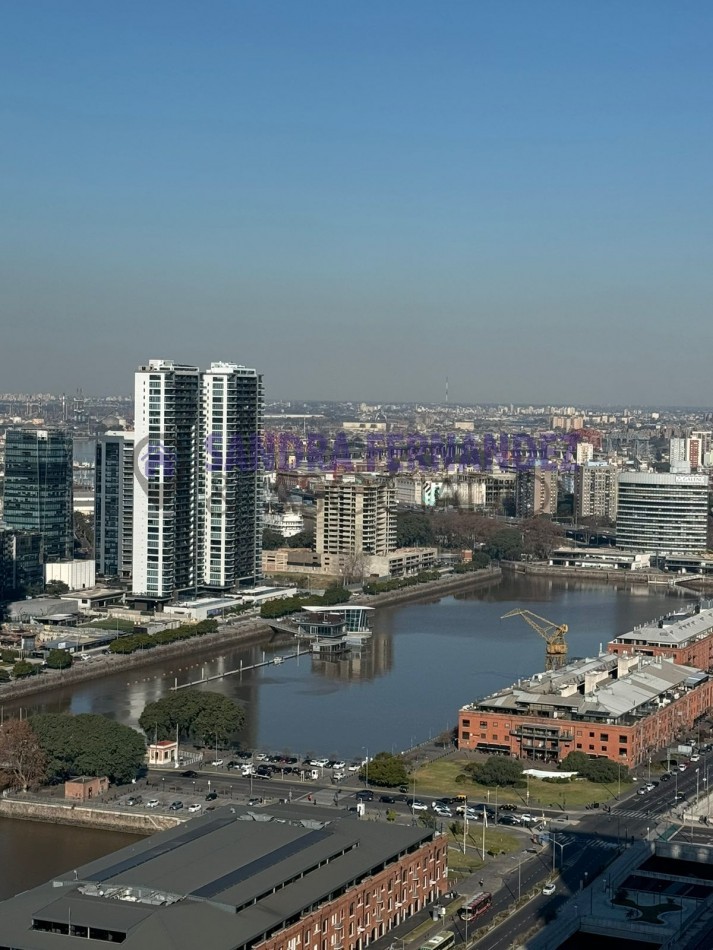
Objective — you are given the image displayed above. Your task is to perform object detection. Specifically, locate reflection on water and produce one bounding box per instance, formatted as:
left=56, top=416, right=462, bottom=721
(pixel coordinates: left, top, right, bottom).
left=2, top=574, right=688, bottom=761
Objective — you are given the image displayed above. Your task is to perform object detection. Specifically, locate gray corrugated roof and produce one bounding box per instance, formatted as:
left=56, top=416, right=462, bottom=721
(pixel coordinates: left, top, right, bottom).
left=0, top=805, right=435, bottom=950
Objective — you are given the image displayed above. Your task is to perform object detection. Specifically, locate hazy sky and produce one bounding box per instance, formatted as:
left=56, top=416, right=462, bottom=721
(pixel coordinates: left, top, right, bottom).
left=1, top=2, right=712, bottom=406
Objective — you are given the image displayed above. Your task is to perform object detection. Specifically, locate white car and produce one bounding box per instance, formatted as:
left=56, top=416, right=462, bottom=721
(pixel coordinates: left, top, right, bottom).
left=188, top=803, right=202, bottom=813
left=433, top=805, right=452, bottom=818
left=311, top=758, right=329, bottom=768
left=255, top=753, right=268, bottom=761
left=679, top=764, right=688, bottom=772
left=542, top=882, right=556, bottom=896
left=410, top=800, right=429, bottom=812
left=332, top=761, right=346, bottom=770
left=347, top=764, right=360, bottom=772
left=212, top=759, right=224, bottom=767
left=690, top=754, right=700, bottom=762
left=145, top=799, right=160, bottom=808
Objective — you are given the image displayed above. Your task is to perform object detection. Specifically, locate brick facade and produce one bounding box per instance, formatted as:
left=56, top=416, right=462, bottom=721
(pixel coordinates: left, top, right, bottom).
left=259, top=836, right=448, bottom=950
left=459, top=678, right=713, bottom=768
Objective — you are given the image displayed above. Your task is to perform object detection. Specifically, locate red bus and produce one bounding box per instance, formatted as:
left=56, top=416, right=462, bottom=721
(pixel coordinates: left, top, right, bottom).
left=459, top=891, right=492, bottom=921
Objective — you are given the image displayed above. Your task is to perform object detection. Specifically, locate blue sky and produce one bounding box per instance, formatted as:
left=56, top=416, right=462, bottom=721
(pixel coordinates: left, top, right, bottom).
left=1, top=1, right=712, bottom=404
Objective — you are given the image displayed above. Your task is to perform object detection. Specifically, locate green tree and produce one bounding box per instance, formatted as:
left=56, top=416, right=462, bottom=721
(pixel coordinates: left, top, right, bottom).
left=12, top=660, right=38, bottom=679
left=484, top=529, right=524, bottom=561
left=0, top=669, right=10, bottom=682
left=45, top=649, right=73, bottom=670
left=286, top=529, right=315, bottom=549
left=396, top=511, right=436, bottom=548
left=262, top=527, right=285, bottom=550
left=45, top=580, right=70, bottom=596
left=464, top=756, right=525, bottom=787
left=560, top=751, right=629, bottom=784
left=320, top=584, right=351, bottom=606
left=139, top=690, right=245, bottom=745
left=359, top=752, right=409, bottom=787
left=31, top=713, right=146, bottom=784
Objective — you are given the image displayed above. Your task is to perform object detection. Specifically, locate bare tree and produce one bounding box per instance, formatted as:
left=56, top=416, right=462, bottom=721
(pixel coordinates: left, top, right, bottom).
left=0, top=719, right=47, bottom=792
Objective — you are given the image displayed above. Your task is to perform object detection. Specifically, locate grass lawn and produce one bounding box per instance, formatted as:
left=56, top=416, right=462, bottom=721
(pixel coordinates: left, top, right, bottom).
left=85, top=618, right=138, bottom=633
left=412, top=757, right=631, bottom=808
left=445, top=827, right=520, bottom=875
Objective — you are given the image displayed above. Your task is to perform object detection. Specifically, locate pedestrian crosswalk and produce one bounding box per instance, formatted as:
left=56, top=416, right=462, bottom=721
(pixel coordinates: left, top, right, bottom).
left=554, top=832, right=619, bottom=851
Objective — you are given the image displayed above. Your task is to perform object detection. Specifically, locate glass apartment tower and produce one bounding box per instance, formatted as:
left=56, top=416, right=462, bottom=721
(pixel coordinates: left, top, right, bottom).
left=2, top=428, right=73, bottom=561
left=132, top=359, right=263, bottom=600
left=95, top=431, right=135, bottom=579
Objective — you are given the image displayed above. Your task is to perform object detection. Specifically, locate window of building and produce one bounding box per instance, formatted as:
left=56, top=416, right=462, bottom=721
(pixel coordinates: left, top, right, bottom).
left=619, top=736, right=627, bottom=743
left=600, top=734, right=609, bottom=742
left=589, top=745, right=594, bottom=750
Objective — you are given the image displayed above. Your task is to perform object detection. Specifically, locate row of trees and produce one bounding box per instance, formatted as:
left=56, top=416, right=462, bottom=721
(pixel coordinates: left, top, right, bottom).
left=259, top=584, right=351, bottom=619
left=459, top=752, right=631, bottom=789
left=363, top=570, right=441, bottom=595
left=0, top=690, right=248, bottom=791
left=397, top=509, right=564, bottom=561
left=109, top=619, right=218, bottom=655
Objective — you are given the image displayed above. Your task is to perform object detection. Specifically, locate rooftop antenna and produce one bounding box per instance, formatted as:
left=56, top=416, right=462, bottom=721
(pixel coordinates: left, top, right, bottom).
left=446, top=376, right=449, bottom=407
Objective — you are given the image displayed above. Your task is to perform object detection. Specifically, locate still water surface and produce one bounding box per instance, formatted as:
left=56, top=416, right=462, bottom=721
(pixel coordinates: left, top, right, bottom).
left=0, top=574, right=688, bottom=901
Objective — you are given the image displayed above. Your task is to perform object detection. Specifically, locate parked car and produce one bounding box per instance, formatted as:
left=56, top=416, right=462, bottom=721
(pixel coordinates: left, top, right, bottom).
left=332, top=761, right=346, bottom=770
left=542, top=882, right=556, bottom=896
left=188, top=803, right=202, bottom=813
left=500, top=803, right=517, bottom=811
left=211, top=759, right=224, bottom=767
left=205, top=791, right=218, bottom=801
left=126, top=796, right=142, bottom=807
left=169, top=801, right=183, bottom=811
left=145, top=799, right=160, bottom=808
left=248, top=797, right=262, bottom=806
left=311, top=758, right=329, bottom=768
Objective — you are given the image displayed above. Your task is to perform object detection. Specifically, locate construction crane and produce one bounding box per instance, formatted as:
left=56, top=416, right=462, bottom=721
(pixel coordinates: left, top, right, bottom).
left=501, top=609, right=569, bottom=672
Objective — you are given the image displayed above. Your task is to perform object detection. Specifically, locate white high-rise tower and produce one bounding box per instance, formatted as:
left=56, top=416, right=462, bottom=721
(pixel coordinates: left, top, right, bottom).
left=132, top=359, right=264, bottom=601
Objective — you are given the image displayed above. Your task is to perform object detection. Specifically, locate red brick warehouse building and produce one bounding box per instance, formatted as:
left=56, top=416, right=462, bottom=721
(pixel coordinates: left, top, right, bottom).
left=458, top=652, right=712, bottom=769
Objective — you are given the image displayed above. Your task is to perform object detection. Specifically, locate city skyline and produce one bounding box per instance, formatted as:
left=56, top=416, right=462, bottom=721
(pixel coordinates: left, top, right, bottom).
left=2, top=2, right=712, bottom=404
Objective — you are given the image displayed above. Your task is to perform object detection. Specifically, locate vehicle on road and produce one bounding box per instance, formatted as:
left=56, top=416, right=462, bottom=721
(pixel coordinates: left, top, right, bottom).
left=169, top=801, right=183, bottom=811
left=379, top=795, right=396, bottom=803
left=181, top=770, right=198, bottom=778
left=661, top=773, right=671, bottom=781
left=691, top=754, right=700, bottom=762
left=459, top=891, right=492, bottom=921
left=146, top=799, right=160, bottom=808
left=205, top=791, right=218, bottom=801
left=212, top=759, right=224, bottom=767
left=674, top=792, right=686, bottom=802
left=542, top=882, right=556, bottom=896
left=356, top=790, right=374, bottom=802
left=499, top=815, right=522, bottom=825
left=434, top=805, right=452, bottom=818
left=188, top=803, right=202, bottom=813
left=679, top=764, right=688, bottom=772
left=418, top=931, right=456, bottom=950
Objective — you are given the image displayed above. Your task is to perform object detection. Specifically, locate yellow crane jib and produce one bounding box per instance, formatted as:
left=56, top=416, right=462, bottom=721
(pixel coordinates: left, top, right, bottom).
left=501, top=609, right=569, bottom=672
